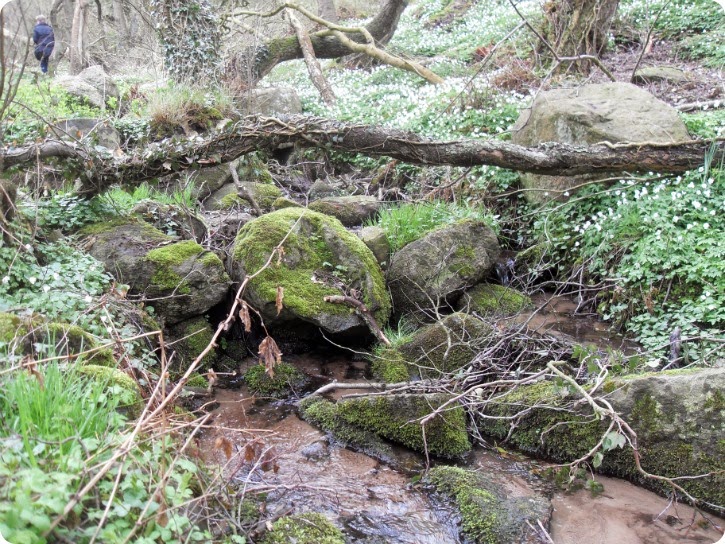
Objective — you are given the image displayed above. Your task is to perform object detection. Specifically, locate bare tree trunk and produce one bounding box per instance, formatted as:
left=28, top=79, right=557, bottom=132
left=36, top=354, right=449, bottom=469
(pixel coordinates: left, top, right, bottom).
left=113, top=0, right=129, bottom=47
left=3, top=116, right=716, bottom=196
left=69, top=0, right=89, bottom=74
left=545, top=0, right=619, bottom=73
left=317, top=0, right=338, bottom=23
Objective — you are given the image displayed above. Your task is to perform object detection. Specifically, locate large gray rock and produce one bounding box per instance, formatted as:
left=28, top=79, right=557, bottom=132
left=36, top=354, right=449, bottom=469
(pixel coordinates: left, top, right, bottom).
left=53, top=77, right=105, bottom=108
left=54, top=65, right=119, bottom=108
left=387, top=220, right=500, bottom=317
left=511, top=83, right=692, bottom=203
left=77, top=65, right=120, bottom=101
left=230, top=208, right=390, bottom=339
left=81, top=220, right=230, bottom=324
left=477, top=368, right=725, bottom=509
left=309, top=195, right=383, bottom=227
left=358, top=226, right=390, bottom=268
left=239, top=86, right=302, bottom=115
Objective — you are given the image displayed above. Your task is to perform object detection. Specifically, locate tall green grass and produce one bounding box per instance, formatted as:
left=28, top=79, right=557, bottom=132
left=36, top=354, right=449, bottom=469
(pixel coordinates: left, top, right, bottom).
left=368, top=200, right=498, bottom=252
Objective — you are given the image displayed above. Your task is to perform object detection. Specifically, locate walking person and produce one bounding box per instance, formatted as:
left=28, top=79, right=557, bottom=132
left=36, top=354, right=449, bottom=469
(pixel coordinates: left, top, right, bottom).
left=32, top=15, right=54, bottom=74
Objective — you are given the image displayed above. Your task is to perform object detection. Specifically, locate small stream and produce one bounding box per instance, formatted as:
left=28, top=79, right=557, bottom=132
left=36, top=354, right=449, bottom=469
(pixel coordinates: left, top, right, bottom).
left=198, top=295, right=724, bottom=543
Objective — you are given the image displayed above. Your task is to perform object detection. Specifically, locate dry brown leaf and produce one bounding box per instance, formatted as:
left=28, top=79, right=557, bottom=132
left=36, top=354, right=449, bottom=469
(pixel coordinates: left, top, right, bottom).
left=214, top=436, right=234, bottom=460
left=207, top=368, right=218, bottom=391
left=24, top=356, right=44, bottom=389
left=239, top=302, right=252, bottom=332
left=276, top=245, right=285, bottom=266
left=275, top=286, right=284, bottom=316
left=258, top=336, right=282, bottom=378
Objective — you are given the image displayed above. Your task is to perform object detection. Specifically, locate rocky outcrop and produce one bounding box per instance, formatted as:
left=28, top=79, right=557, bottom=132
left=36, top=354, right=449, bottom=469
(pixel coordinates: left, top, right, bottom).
left=387, top=220, right=499, bottom=317
left=51, top=118, right=121, bottom=150
left=475, top=368, right=725, bottom=510
left=309, top=196, right=383, bottom=227
left=230, top=208, right=390, bottom=340
left=511, top=83, right=692, bottom=203
left=81, top=219, right=230, bottom=324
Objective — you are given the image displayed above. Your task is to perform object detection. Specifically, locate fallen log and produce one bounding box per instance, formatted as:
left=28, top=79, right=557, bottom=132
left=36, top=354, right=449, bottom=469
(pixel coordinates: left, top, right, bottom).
left=2, top=114, right=722, bottom=196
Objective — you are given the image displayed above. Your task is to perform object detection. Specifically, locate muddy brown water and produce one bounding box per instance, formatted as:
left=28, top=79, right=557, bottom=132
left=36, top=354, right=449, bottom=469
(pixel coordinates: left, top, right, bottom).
left=199, top=296, right=724, bottom=543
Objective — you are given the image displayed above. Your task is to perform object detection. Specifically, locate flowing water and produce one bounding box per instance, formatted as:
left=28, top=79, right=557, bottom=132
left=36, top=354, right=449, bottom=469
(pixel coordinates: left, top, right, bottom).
left=198, top=296, right=724, bottom=543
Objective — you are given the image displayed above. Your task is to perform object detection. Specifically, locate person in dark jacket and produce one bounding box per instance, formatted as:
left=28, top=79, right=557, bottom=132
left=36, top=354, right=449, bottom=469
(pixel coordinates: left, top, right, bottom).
left=32, top=15, right=55, bottom=74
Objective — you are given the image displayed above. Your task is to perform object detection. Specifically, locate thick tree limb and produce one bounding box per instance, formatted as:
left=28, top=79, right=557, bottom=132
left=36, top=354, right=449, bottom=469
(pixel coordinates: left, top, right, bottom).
left=2, top=115, right=721, bottom=195
left=227, top=0, right=408, bottom=83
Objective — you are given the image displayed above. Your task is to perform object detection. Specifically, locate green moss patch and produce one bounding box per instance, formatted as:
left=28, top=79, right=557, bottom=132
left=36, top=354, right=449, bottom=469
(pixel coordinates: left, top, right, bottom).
left=145, top=239, right=215, bottom=293
left=300, top=393, right=470, bottom=458
left=370, top=346, right=411, bottom=382
left=168, top=317, right=217, bottom=375
left=260, top=512, right=344, bottom=544
left=245, top=362, right=307, bottom=398
left=78, top=365, right=141, bottom=409
left=426, top=466, right=548, bottom=544
left=457, top=284, right=531, bottom=317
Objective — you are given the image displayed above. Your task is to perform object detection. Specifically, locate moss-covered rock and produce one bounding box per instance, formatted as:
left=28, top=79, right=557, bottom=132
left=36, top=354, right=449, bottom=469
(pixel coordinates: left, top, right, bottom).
left=237, top=152, right=275, bottom=184
left=456, top=284, right=532, bottom=317
left=388, top=220, right=499, bottom=318
left=82, top=219, right=230, bottom=325
left=399, top=313, right=495, bottom=379
left=309, top=196, right=383, bottom=227
left=230, top=208, right=390, bottom=339
left=186, top=373, right=210, bottom=388
left=300, top=393, right=470, bottom=458
left=167, top=316, right=217, bottom=374
left=131, top=201, right=208, bottom=243
left=245, top=362, right=307, bottom=398
left=370, top=346, right=410, bottom=383
left=475, top=369, right=725, bottom=510
left=0, top=312, right=115, bottom=366
left=260, top=512, right=344, bottom=544
left=425, top=466, right=550, bottom=544
left=272, top=197, right=303, bottom=210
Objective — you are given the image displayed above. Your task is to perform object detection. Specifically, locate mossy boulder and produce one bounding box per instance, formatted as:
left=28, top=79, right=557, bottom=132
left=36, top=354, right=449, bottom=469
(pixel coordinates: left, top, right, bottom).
left=475, top=368, right=725, bottom=510
left=230, top=208, right=390, bottom=340
left=82, top=220, right=230, bottom=324
left=260, top=512, right=344, bottom=544
left=358, top=226, right=390, bottom=268
left=245, top=362, right=308, bottom=398
left=399, top=313, right=495, bottom=379
left=239, top=181, right=283, bottom=211
left=0, top=312, right=115, bottom=366
left=167, top=316, right=217, bottom=374
left=300, top=393, right=471, bottom=458
left=456, top=284, right=532, bottom=318
left=425, top=466, right=550, bottom=544
left=388, top=220, right=499, bottom=318
left=370, top=346, right=410, bottom=383
left=205, top=183, right=241, bottom=211
left=309, top=196, right=383, bottom=227
left=511, top=83, right=692, bottom=204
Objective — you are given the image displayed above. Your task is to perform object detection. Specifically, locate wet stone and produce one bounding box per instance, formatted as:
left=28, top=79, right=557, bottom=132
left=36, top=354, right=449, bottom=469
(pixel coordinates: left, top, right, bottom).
left=300, top=440, right=330, bottom=461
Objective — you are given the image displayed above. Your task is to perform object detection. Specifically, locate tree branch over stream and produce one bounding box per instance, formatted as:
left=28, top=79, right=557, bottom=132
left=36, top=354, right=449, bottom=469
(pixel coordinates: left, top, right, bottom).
left=2, top=114, right=722, bottom=195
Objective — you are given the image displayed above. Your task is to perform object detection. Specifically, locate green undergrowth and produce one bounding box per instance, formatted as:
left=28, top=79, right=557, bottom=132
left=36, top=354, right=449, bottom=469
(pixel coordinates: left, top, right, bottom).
left=0, top=362, right=217, bottom=542
left=531, top=159, right=725, bottom=365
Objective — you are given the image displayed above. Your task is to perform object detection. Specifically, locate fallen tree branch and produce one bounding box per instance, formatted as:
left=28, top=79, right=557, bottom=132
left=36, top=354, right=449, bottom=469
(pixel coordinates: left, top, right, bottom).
left=3, top=115, right=721, bottom=196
